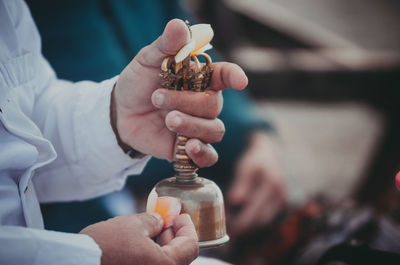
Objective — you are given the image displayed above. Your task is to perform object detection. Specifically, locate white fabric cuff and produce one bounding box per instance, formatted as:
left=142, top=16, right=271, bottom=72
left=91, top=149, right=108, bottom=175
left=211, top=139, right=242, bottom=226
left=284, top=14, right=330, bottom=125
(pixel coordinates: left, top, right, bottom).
left=31, top=229, right=101, bottom=265
left=74, top=76, right=150, bottom=190
left=0, top=226, right=101, bottom=265
left=191, top=257, right=232, bottom=265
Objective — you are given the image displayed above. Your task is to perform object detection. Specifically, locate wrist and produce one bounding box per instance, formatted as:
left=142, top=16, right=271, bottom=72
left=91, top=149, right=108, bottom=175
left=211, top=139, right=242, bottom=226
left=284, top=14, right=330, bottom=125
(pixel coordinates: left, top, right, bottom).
left=110, top=85, right=144, bottom=158
left=79, top=229, right=107, bottom=265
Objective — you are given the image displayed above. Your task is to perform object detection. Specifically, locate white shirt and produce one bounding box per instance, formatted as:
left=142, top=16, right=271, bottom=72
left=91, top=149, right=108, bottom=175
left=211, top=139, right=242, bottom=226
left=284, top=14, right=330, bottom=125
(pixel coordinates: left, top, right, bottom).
left=0, top=0, right=150, bottom=264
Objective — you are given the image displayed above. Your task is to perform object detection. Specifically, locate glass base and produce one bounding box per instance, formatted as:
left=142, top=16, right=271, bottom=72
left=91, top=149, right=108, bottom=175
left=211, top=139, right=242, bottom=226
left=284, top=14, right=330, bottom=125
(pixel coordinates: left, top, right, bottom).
left=199, top=235, right=230, bottom=249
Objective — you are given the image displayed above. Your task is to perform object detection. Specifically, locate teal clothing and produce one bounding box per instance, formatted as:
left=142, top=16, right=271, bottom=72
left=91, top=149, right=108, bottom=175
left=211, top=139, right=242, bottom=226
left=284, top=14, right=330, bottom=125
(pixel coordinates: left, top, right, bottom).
left=28, top=0, right=273, bottom=232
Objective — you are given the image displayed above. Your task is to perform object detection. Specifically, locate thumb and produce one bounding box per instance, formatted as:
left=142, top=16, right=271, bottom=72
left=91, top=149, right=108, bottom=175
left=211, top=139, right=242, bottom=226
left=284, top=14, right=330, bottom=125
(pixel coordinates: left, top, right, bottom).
left=133, top=19, right=190, bottom=68
left=137, top=213, right=164, bottom=238
left=162, top=214, right=199, bottom=265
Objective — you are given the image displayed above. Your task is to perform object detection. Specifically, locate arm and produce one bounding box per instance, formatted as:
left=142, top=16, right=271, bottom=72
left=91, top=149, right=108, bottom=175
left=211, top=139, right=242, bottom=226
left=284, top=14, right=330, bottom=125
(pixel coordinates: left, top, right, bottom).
left=0, top=226, right=101, bottom=265
left=31, top=70, right=151, bottom=203
left=0, top=213, right=199, bottom=265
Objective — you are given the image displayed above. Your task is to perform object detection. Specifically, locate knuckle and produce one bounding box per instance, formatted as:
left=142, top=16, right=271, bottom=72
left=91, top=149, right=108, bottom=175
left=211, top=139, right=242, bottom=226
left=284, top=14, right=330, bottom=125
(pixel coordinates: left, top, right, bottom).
left=208, top=107, right=220, bottom=119
left=146, top=213, right=161, bottom=226
left=183, top=237, right=199, bottom=262
left=212, top=150, right=219, bottom=165
left=213, top=120, right=225, bottom=142
left=190, top=241, right=200, bottom=259
left=203, top=91, right=222, bottom=118
left=168, top=245, right=181, bottom=260
left=163, top=259, right=175, bottom=265
left=135, top=46, right=152, bottom=67
left=202, top=147, right=218, bottom=167
left=137, top=213, right=160, bottom=232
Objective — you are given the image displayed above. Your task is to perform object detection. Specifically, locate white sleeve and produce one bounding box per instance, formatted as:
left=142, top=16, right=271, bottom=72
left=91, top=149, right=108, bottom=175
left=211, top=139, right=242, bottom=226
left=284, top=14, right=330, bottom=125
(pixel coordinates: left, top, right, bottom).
left=0, top=226, right=101, bottom=265
left=32, top=62, right=150, bottom=203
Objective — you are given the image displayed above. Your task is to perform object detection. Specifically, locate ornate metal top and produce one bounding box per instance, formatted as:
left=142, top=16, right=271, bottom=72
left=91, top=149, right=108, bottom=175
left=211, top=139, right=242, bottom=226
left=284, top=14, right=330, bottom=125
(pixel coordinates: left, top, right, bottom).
left=160, top=23, right=214, bottom=179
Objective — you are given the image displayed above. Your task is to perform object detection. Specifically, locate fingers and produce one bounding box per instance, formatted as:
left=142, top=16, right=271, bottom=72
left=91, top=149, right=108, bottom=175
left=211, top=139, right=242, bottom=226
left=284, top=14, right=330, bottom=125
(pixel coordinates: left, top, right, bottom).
left=185, top=139, right=218, bottom=168
left=165, top=111, right=225, bottom=143
left=157, top=227, right=175, bottom=246
left=228, top=171, right=286, bottom=237
left=152, top=89, right=223, bottom=119
left=151, top=62, right=247, bottom=116
left=164, top=109, right=221, bottom=167
left=210, top=62, right=248, bottom=91
left=134, top=19, right=190, bottom=68
left=228, top=158, right=255, bottom=205
left=230, top=180, right=273, bottom=237
left=162, top=214, right=199, bottom=265
left=172, top=214, right=198, bottom=240
left=136, top=213, right=164, bottom=238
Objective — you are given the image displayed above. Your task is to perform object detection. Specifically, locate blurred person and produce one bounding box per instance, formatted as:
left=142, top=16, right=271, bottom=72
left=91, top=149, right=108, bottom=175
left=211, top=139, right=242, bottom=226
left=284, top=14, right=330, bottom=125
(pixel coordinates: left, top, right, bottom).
left=0, top=0, right=249, bottom=264
left=29, top=0, right=286, bottom=239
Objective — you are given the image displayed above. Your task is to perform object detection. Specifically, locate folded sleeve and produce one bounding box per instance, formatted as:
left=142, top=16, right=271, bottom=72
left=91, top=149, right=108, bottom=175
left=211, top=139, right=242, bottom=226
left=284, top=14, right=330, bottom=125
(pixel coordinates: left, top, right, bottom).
left=0, top=225, right=101, bottom=265
left=32, top=60, right=150, bottom=202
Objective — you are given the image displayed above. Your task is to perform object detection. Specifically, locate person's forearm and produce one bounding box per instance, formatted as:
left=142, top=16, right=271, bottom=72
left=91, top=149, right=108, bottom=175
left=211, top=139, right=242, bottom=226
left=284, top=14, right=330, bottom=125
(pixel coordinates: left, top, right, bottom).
left=110, top=84, right=144, bottom=158
left=32, top=75, right=150, bottom=202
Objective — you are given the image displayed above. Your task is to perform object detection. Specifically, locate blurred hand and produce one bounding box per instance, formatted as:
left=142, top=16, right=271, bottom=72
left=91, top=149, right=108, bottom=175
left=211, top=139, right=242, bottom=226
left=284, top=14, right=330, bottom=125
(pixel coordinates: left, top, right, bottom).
left=227, top=131, right=286, bottom=237
left=112, top=19, right=248, bottom=167
left=80, top=213, right=198, bottom=265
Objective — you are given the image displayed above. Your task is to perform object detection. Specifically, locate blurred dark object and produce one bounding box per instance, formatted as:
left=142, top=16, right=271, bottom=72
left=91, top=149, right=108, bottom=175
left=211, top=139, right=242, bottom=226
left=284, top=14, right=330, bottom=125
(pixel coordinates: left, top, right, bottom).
left=295, top=203, right=400, bottom=265
left=205, top=198, right=400, bottom=265
left=316, top=244, right=400, bottom=265
left=222, top=199, right=326, bottom=265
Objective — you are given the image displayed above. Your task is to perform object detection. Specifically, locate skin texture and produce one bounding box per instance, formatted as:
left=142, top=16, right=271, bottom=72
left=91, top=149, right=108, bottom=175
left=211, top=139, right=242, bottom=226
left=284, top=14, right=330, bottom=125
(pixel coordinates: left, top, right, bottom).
left=227, top=131, right=287, bottom=237
left=112, top=19, right=248, bottom=168
left=80, top=213, right=198, bottom=265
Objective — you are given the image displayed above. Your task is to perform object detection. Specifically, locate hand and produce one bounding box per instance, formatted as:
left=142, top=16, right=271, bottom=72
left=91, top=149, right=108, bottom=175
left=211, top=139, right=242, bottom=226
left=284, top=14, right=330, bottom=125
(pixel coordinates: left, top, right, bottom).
left=227, top=131, right=286, bottom=237
left=112, top=19, right=247, bottom=167
left=80, top=213, right=198, bottom=265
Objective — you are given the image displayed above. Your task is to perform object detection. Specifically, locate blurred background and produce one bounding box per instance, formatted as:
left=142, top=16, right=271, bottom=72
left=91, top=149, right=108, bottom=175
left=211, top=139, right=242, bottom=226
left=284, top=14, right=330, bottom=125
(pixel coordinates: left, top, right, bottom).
left=188, top=0, right=400, bottom=263
left=28, top=0, right=400, bottom=264
left=189, top=0, right=400, bottom=205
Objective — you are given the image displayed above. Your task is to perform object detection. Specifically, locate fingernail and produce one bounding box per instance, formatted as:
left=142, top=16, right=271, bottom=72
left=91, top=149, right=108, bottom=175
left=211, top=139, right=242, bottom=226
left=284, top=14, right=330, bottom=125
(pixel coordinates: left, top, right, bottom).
left=180, top=213, right=193, bottom=224
left=150, top=212, right=164, bottom=224
left=171, top=116, right=182, bottom=127
left=153, top=91, right=165, bottom=107
left=193, top=143, right=201, bottom=154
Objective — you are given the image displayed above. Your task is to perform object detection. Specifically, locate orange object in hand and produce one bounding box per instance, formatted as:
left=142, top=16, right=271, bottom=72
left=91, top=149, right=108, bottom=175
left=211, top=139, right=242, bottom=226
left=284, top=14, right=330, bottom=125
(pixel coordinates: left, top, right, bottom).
left=147, top=189, right=182, bottom=228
